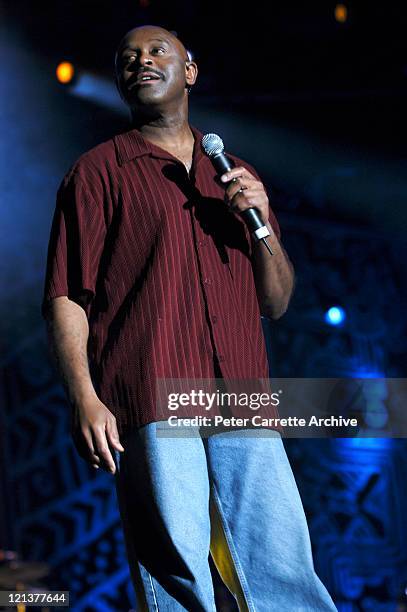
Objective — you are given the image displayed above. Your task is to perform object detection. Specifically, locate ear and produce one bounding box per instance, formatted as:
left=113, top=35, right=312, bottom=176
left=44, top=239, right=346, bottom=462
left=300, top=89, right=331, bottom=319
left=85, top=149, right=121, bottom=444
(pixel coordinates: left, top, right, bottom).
left=185, top=61, right=198, bottom=88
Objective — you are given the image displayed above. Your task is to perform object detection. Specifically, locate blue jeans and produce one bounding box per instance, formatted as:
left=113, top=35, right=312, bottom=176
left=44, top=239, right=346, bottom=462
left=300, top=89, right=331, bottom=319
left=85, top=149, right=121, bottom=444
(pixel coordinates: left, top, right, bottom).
left=114, top=423, right=337, bottom=611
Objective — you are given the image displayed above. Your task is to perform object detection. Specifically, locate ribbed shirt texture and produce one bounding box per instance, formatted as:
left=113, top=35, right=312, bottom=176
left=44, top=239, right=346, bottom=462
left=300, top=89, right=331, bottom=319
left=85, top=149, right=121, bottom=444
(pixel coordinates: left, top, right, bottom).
left=41, top=125, right=282, bottom=436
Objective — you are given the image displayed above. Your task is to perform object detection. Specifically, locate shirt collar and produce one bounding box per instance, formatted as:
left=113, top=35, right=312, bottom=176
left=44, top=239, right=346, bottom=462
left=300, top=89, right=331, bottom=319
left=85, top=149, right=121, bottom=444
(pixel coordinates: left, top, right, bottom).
left=114, top=124, right=206, bottom=169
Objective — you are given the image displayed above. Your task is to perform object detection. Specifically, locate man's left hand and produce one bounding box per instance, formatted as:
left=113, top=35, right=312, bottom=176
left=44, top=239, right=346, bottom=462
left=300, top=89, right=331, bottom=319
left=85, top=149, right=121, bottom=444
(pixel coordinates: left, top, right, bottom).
left=221, top=167, right=270, bottom=225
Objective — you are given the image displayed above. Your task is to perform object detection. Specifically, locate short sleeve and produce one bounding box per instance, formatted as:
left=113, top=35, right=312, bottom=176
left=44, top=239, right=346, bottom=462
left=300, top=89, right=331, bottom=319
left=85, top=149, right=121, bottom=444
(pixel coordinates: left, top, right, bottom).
left=41, top=168, right=107, bottom=320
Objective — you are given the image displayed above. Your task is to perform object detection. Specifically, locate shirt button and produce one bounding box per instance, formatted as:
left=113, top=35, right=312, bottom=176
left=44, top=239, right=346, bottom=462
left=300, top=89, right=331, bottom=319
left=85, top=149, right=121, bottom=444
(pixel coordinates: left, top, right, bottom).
left=203, top=278, right=211, bottom=285
left=199, top=239, right=207, bottom=247
left=218, top=355, right=225, bottom=362
left=212, top=315, right=218, bottom=323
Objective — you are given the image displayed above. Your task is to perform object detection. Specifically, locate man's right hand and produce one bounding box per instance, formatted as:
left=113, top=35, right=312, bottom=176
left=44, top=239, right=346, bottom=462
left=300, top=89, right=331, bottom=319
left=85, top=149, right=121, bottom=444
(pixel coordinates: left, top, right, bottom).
left=43, top=296, right=124, bottom=474
left=71, top=396, right=125, bottom=474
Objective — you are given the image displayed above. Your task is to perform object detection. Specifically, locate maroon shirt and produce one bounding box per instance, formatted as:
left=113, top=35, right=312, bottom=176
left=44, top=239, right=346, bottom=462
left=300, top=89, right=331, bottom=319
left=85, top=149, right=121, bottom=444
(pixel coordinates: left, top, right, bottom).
left=41, top=125, right=282, bottom=436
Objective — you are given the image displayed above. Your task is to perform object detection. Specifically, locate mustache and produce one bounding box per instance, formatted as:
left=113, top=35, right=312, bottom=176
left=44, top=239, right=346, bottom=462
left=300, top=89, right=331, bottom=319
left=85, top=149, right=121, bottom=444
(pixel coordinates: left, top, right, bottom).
left=127, top=67, right=165, bottom=88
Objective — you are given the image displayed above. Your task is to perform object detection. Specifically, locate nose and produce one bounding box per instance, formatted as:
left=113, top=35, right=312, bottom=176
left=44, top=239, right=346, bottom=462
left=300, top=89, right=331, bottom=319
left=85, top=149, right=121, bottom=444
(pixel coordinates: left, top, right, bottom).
left=139, top=52, right=153, bottom=66
left=125, top=51, right=154, bottom=74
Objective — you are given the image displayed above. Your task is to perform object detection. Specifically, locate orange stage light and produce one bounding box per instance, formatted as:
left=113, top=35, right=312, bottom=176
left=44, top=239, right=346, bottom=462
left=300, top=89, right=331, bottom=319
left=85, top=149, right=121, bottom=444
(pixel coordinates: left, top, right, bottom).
left=56, top=61, right=75, bottom=84
left=334, top=4, right=348, bottom=23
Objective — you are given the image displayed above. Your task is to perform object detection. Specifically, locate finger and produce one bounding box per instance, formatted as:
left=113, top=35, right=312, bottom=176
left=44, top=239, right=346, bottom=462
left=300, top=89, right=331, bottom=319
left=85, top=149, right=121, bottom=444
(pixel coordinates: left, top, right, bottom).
left=229, top=193, right=268, bottom=217
left=225, top=180, right=258, bottom=202
left=106, top=418, right=125, bottom=452
left=93, top=426, right=117, bottom=473
left=224, top=175, right=257, bottom=192
left=225, top=184, right=249, bottom=204
left=81, top=428, right=101, bottom=464
left=232, top=186, right=265, bottom=202
left=220, top=167, right=255, bottom=183
left=233, top=188, right=264, bottom=204
left=227, top=186, right=262, bottom=209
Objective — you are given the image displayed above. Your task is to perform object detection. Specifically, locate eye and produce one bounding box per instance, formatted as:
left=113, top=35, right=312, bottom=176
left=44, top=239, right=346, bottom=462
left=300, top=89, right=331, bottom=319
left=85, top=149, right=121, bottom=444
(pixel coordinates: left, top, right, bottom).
left=122, top=54, right=137, bottom=67
left=151, top=47, right=166, bottom=55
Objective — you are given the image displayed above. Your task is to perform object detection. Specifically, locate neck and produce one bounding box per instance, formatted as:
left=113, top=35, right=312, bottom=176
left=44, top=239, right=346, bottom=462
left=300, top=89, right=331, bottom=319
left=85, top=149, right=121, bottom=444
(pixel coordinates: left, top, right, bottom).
left=130, top=103, right=192, bottom=149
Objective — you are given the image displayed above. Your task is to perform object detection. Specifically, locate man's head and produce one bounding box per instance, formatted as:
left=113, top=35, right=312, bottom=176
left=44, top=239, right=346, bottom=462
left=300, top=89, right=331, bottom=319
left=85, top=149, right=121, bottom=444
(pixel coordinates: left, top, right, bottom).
left=114, top=25, right=198, bottom=116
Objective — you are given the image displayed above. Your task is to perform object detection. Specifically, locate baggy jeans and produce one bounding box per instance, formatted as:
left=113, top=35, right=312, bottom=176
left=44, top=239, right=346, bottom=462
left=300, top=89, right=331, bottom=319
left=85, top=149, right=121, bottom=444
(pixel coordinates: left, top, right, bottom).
left=113, top=423, right=337, bottom=612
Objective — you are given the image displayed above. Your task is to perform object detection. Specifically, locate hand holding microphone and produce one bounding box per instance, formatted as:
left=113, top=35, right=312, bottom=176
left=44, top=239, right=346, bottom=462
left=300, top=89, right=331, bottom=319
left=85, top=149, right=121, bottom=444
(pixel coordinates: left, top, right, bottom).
left=201, top=133, right=274, bottom=256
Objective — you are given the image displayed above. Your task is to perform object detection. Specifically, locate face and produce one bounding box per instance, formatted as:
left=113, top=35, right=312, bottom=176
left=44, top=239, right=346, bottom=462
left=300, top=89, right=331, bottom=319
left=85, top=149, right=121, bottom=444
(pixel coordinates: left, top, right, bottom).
left=115, top=26, right=197, bottom=110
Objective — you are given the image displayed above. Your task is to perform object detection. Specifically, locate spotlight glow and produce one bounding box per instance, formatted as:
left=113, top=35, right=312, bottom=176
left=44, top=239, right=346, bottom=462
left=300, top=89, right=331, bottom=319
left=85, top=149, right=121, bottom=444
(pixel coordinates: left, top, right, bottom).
left=56, top=61, right=75, bottom=84
left=335, top=4, right=348, bottom=23
left=325, top=306, right=346, bottom=326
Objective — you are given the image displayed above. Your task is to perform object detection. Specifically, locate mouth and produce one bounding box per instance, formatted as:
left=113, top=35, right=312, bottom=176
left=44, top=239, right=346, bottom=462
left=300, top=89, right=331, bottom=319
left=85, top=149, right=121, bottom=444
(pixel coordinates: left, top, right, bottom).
left=134, top=72, right=162, bottom=86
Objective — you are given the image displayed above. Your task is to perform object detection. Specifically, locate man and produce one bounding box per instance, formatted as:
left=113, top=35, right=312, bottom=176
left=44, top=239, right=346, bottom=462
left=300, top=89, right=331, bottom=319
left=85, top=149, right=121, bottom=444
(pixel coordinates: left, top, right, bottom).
left=41, top=24, right=337, bottom=611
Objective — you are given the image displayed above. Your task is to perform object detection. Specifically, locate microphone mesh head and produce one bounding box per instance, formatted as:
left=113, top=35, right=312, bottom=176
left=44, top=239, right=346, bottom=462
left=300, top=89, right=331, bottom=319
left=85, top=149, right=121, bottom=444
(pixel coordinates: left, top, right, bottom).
left=201, top=133, right=224, bottom=157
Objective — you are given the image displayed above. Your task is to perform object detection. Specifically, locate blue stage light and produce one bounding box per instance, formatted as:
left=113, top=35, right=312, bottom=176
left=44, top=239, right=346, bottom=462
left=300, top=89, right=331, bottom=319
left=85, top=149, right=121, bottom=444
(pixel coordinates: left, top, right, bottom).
left=325, top=306, right=346, bottom=326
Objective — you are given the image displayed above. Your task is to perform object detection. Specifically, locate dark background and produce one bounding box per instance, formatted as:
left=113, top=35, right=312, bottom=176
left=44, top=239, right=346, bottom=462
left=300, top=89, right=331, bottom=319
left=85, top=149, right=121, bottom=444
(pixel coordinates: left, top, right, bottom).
left=1, top=1, right=406, bottom=610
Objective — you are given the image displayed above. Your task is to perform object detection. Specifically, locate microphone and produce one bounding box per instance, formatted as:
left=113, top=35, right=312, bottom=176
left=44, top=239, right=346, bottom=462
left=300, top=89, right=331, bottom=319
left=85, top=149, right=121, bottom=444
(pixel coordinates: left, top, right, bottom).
left=201, top=133, right=274, bottom=256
